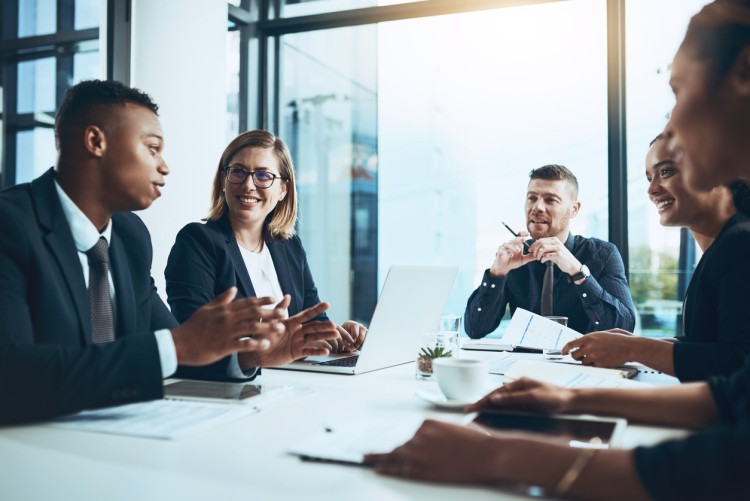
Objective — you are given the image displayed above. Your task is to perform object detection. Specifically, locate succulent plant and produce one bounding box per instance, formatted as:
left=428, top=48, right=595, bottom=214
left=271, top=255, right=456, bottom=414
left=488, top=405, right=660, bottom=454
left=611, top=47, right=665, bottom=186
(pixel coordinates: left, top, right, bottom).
left=419, top=345, right=453, bottom=359
left=417, top=344, right=453, bottom=374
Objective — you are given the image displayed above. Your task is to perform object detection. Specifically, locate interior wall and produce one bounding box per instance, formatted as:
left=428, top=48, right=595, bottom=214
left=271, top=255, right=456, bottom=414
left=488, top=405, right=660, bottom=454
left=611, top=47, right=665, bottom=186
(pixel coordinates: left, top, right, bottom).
left=129, top=0, right=227, bottom=301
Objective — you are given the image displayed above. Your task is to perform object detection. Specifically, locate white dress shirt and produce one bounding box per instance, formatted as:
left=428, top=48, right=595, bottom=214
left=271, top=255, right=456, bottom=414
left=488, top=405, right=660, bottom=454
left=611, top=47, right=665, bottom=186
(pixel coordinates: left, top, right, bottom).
left=54, top=181, right=177, bottom=378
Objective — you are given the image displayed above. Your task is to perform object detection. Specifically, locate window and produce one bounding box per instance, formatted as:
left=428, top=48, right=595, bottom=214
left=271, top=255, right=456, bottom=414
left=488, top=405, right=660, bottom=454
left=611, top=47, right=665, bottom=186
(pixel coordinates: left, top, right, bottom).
left=625, top=0, right=710, bottom=337
left=1, top=0, right=102, bottom=187
left=279, top=25, right=378, bottom=323
left=273, top=0, right=425, bottom=19
left=272, top=0, right=608, bottom=330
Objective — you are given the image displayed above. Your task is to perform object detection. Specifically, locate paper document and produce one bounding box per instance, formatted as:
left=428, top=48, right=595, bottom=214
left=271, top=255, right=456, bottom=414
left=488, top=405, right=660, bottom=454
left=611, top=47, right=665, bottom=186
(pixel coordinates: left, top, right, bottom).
left=289, top=417, right=429, bottom=464
left=505, top=360, right=651, bottom=389
left=501, top=308, right=582, bottom=350
left=488, top=352, right=520, bottom=375
left=461, top=339, right=514, bottom=352
left=50, top=399, right=258, bottom=439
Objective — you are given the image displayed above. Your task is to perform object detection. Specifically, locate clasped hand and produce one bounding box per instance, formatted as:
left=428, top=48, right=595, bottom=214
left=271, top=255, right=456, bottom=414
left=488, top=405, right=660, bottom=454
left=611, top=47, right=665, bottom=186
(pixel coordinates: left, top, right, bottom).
left=490, top=234, right=581, bottom=276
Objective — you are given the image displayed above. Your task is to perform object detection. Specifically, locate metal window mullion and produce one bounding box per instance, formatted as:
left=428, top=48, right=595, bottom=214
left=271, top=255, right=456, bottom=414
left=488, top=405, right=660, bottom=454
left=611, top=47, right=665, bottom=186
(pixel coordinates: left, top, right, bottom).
left=1, top=0, right=20, bottom=187
left=258, top=0, right=566, bottom=36
left=607, top=0, right=628, bottom=274
left=106, top=0, right=131, bottom=84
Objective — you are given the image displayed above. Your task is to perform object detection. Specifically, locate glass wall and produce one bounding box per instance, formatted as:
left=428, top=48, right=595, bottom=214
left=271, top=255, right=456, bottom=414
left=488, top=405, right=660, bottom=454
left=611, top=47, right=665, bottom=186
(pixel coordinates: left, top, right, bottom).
left=379, top=0, right=608, bottom=334
left=279, top=25, right=378, bottom=324
left=275, top=0, right=608, bottom=332
left=625, top=0, right=710, bottom=337
left=1, top=0, right=103, bottom=186
left=274, top=0, right=424, bottom=18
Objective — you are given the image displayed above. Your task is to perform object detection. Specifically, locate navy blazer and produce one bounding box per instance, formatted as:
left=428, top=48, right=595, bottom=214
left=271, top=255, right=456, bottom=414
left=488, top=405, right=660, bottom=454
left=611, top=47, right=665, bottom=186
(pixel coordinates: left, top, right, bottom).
left=464, top=234, right=636, bottom=337
left=0, top=169, right=177, bottom=424
left=165, top=214, right=326, bottom=379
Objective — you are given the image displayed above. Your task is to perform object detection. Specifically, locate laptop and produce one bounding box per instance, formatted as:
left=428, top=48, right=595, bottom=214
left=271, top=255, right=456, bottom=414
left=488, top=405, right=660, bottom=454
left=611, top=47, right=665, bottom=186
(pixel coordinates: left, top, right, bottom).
left=273, top=264, right=458, bottom=375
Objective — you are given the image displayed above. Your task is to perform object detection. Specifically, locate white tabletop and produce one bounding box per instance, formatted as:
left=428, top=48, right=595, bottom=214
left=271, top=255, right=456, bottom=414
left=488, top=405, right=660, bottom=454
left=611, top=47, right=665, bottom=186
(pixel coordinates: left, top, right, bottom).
left=0, top=357, right=688, bottom=501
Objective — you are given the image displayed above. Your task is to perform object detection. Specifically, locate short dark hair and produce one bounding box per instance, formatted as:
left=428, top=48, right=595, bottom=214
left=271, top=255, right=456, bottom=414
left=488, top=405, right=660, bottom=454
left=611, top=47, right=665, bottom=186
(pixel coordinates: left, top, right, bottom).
left=54, top=79, right=159, bottom=150
left=529, top=164, right=579, bottom=199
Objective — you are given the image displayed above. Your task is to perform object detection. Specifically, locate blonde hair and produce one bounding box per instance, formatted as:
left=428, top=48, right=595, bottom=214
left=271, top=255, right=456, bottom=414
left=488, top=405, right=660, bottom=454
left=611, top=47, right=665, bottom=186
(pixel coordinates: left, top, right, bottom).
left=207, top=130, right=297, bottom=240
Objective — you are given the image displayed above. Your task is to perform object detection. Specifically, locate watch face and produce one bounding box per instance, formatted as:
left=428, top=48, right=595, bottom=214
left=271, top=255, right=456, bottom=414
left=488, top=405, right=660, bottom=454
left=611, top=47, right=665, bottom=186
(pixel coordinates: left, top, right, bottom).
left=581, top=265, right=591, bottom=277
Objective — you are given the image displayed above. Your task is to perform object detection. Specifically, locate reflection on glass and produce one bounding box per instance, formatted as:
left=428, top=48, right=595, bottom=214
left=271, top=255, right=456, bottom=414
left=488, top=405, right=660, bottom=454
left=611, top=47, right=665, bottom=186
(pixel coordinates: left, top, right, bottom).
left=17, top=58, right=56, bottom=115
left=75, top=0, right=103, bottom=30
left=18, top=0, right=56, bottom=38
left=379, top=0, right=608, bottom=334
left=277, top=0, right=424, bottom=18
left=625, top=0, right=710, bottom=338
left=16, top=128, right=56, bottom=185
left=279, top=25, right=378, bottom=324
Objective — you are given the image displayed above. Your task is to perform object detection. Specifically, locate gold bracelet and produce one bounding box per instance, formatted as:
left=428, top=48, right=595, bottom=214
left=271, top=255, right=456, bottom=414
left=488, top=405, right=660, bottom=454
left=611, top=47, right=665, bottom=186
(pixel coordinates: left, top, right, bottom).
left=554, top=447, right=599, bottom=497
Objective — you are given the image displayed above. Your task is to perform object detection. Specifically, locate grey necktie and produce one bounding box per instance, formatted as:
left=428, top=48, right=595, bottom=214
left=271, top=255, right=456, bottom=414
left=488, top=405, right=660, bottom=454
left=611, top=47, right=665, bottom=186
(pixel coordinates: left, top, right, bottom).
left=86, top=237, right=116, bottom=344
left=541, top=261, right=554, bottom=316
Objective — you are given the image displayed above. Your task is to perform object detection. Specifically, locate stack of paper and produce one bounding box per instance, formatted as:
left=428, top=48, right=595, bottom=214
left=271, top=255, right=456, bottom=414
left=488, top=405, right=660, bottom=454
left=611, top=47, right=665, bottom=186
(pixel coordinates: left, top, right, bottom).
left=504, top=360, right=650, bottom=389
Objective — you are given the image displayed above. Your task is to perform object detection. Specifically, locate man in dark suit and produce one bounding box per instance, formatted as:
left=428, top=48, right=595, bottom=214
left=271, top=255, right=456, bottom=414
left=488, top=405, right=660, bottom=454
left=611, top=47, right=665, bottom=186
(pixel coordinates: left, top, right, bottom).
left=464, top=164, right=636, bottom=337
left=0, top=80, right=335, bottom=424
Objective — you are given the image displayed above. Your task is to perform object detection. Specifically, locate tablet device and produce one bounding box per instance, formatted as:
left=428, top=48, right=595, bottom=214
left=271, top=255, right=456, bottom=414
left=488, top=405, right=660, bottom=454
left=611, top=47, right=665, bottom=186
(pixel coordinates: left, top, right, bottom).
left=473, top=411, right=626, bottom=448
left=164, top=380, right=290, bottom=403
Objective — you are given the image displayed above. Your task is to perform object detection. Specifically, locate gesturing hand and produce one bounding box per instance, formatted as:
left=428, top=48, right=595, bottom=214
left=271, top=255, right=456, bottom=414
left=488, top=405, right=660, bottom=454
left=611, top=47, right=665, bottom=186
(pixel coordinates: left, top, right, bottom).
left=171, top=287, right=287, bottom=366
left=563, top=329, right=638, bottom=368
left=327, top=321, right=368, bottom=353
left=240, top=295, right=339, bottom=368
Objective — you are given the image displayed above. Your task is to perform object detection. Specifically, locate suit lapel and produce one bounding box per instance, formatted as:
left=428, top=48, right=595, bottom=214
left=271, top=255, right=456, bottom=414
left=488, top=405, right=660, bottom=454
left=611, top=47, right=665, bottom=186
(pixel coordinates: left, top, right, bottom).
left=32, top=169, right=91, bottom=343
left=109, top=226, right=135, bottom=338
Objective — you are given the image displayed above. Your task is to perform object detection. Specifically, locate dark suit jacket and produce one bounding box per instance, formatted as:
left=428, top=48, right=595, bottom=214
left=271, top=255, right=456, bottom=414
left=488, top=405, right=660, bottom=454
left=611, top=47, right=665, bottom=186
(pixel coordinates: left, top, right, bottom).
left=165, top=213, right=326, bottom=380
left=464, top=234, right=636, bottom=337
left=675, top=213, right=750, bottom=381
left=634, top=364, right=750, bottom=500
left=0, top=169, right=177, bottom=424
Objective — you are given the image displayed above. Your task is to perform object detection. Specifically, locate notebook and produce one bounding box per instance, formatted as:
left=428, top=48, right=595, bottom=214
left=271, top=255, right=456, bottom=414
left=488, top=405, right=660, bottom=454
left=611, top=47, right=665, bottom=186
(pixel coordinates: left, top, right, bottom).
left=273, top=264, right=458, bottom=375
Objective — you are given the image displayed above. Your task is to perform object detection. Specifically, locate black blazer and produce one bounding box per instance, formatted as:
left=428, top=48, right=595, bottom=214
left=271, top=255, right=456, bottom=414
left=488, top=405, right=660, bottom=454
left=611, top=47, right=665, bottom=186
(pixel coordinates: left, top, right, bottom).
left=675, top=213, right=750, bottom=381
left=0, top=169, right=177, bottom=424
left=165, top=213, right=326, bottom=379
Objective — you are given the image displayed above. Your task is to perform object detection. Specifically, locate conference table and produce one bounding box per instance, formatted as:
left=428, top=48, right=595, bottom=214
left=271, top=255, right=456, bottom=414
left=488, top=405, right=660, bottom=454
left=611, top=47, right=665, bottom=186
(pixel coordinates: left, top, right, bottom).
left=0, top=351, right=688, bottom=501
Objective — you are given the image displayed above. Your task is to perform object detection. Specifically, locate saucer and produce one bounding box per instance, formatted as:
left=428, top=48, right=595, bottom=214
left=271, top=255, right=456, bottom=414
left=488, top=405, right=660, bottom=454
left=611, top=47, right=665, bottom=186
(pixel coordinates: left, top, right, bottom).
left=415, top=389, right=476, bottom=410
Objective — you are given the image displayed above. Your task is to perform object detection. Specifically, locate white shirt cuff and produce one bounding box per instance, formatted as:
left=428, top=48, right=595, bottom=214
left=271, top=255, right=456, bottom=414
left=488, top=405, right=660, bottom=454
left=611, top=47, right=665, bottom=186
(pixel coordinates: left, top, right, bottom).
left=155, top=329, right=178, bottom=378
left=226, top=353, right=259, bottom=380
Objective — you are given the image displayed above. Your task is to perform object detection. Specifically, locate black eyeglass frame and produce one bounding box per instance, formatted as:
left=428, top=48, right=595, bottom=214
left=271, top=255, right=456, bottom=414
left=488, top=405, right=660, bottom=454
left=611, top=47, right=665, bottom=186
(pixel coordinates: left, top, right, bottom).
left=223, top=166, right=288, bottom=188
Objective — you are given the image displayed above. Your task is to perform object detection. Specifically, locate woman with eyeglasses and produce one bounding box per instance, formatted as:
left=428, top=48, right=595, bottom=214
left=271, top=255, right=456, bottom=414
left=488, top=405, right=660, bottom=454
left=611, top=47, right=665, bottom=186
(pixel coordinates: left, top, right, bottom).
left=366, top=1, right=750, bottom=499
left=166, top=130, right=366, bottom=379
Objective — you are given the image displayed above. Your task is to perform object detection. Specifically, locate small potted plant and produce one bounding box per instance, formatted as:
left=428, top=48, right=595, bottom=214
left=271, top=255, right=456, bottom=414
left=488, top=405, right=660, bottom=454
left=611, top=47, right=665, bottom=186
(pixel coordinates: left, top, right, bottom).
left=416, top=334, right=455, bottom=380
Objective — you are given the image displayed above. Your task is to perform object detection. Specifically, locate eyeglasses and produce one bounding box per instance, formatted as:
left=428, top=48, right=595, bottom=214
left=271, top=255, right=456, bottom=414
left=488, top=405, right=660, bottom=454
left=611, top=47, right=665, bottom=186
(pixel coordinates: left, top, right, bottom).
left=224, top=165, right=287, bottom=188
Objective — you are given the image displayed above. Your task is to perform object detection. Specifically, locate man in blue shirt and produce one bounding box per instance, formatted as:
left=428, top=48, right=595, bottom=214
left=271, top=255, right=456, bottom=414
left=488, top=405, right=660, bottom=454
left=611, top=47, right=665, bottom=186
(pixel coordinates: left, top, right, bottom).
left=464, top=164, right=635, bottom=337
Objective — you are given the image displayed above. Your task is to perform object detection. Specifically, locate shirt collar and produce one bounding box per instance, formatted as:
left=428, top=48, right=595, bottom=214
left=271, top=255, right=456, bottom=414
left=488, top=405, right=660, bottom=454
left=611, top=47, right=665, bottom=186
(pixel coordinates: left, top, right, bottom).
left=563, top=232, right=576, bottom=251
left=54, top=178, right=113, bottom=252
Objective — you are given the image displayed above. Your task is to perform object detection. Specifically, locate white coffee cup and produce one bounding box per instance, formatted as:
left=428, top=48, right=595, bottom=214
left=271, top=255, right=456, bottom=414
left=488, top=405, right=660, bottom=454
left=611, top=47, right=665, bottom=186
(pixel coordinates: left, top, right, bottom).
left=433, top=358, right=488, bottom=401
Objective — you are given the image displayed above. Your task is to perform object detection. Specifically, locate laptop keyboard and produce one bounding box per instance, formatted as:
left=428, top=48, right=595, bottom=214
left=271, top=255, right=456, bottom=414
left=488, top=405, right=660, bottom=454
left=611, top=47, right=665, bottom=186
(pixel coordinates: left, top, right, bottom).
left=317, top=355, right=359, bottom=367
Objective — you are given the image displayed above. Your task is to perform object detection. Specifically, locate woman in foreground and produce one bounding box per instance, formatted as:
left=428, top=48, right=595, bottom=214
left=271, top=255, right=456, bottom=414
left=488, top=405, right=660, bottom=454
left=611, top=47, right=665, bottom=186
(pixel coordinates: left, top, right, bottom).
left=366, top=2, right=750, bottom=499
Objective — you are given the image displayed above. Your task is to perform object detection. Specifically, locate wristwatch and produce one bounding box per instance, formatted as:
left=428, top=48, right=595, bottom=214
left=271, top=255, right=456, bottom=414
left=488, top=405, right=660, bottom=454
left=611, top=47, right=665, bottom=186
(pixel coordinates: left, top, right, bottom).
left=568, top=264, right=590, bottom=284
